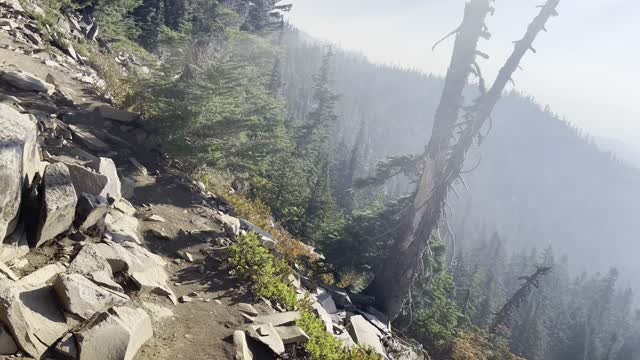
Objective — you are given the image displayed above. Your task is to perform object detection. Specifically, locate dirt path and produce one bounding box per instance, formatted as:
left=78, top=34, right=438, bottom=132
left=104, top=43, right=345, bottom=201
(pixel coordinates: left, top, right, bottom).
left=128, top=173, right=248, bottom=360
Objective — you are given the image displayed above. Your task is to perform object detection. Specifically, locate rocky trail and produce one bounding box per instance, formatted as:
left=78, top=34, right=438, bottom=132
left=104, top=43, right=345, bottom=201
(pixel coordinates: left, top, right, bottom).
left=0, top=1, right=420, bottom=359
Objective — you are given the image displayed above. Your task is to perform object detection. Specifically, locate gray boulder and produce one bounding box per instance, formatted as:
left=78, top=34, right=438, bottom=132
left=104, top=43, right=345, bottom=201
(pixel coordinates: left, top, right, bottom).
left=238, top=303, right=258, bottom=317
left=347, top=315, right=386, bottom=356
left=141, top=302, right=173, bottom=322
left=53, top=273, right=129, bottom=320
left=52, top=333, right=78, bottom=360
left=66, top=164, right=109, bottom=201
left=254, top=311, right=300, bottom=327
left=275, top=326, right=309, bottom=345
left=219, top=214, right=240, bottom=238
left=76, top=306, right=152, bottom=360
left=35, top=162, right=78, bottom=247
left=0, top=224, right=29, bottom=263
left=89, top=157, right=122, bottom=201
left=68, top=243, right=122, bottom=291
left=0, top=70, right=54, bottom=94
left=97, top=105, right=138, bottom=123
left=311, top=302, right=333, bottom=333
left=74, top=193, right=109, bottom=230
left=68, top=124, right=110, bottom=152
left=246, top=323, right=285, bottom=355
left=105, top=210, right=140, bottom=244
left=0, top=274, right=68, bottom=358
left=0, top=104, right=40, bottom=240
left=93, top=241, right=176, bottom=303
left=0, top=324, right=17, bottom=355
left=316, top=287, right=338, bottom=314
left=233, top=330, right=253, bottom=360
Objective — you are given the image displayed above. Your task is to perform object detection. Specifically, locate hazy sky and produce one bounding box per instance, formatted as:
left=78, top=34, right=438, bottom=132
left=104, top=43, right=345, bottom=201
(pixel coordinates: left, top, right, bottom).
left=287, top=0, right=640, bottom=145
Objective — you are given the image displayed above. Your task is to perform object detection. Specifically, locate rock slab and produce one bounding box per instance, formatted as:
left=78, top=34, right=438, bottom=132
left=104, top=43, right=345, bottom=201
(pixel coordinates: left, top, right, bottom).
left=246, top=323, right=285, bottom=355
left=53, top=273, right=129, bottom=320
left=347, top=315, right=386, bottom=356
left=76, top=306, right=152, bottom=360
left=0, top=276, right=68, bottom=358
left=0, top=104, right=39, bottom=240
left=36, top=162, right=78, bottom=247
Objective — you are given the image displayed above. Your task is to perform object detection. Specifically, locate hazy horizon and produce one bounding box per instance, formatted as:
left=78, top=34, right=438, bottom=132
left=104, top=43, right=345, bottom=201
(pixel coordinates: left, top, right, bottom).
left=287, top=0, right=640, bottom=148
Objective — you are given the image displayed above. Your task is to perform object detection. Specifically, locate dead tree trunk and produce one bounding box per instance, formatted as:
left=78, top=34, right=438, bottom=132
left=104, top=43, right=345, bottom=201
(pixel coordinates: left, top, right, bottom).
left=365, top=0, right=561, bottom=319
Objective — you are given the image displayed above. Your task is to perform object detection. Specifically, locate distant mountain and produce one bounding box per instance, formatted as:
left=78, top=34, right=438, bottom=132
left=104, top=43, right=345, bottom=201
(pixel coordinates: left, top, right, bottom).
left=594, top=136, right=640, bottom=169
left=282, top=29, right=640, bottom=290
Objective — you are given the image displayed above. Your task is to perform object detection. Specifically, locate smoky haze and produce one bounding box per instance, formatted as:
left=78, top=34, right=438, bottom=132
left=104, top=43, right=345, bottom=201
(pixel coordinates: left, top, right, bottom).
left=282, top=2, right=640, bottom=293
left=287, top=0, right=640, bottom=147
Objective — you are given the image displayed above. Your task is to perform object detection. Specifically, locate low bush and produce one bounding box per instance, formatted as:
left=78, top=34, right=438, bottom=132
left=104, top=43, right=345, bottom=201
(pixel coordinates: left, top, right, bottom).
left=297, top=310, right=382, bottom=360
left=227, top=232, right=297, bottom=309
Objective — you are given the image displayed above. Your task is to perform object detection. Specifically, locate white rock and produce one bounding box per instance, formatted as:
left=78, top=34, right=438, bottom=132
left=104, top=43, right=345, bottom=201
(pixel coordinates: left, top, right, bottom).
left=35, top=163, right=77, bottom=247
left=0, top=105, right=40, bottom=240
left=93, top=241, right=175, bottom=302
left=347, top=315, right=386, bottom=356
left=76, top=306, right=152, bottom=360
left=53, top=273, right=129, bottom=320
left=316, top=288, right=338, bottom=314
left=0, top=225, right=28, bottom=263
left=0, top=275, right=68, bottom=358
left=89, top=157, right=122, bottom=201
left=311, top=302, right=333, bottom=332
left=145, top=214, right=165, bottom=223
left=238, top=303, right=258, bottom=317
left=246, top=324, right=285, bottom=355
left=275, top=326, right=309, bottom=345
left=0, top=70, right=54, bottom=94
left=218, top=214, right=240, bottom=238
left=68, top=243, right=122, bottom=291
left=254, top=311, right=300, bottom=327
left=233, top=330, right=253, bottom=360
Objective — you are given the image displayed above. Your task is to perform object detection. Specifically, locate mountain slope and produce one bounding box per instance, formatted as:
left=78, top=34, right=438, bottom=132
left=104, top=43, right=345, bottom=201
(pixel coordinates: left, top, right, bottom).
left=282, top=29, right=640, bottom=288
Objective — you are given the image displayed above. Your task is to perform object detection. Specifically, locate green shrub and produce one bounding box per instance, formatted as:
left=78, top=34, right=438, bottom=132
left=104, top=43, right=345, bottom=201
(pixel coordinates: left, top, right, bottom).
left=297, top=310, right=382, bottom=360
left=227, top=232, right=297, bottom=309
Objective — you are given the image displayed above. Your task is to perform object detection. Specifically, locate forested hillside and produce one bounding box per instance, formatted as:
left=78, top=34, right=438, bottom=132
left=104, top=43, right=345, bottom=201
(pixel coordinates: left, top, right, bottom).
left=280, top=29, right=640, bottom=286
left=2, top=0, right=638, bottom=359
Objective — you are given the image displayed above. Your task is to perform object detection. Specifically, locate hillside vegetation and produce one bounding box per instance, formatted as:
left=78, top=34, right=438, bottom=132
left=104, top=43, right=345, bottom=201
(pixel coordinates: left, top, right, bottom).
left=10, top=0, right=640, bottom=359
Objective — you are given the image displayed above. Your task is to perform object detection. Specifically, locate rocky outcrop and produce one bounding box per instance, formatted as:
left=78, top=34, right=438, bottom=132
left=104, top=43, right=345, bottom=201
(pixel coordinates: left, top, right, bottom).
left=347, top=315, right=386, bottom=356
left=68, top=243, right=123, bottom=291
left=104, top=199, right=140, bottom=244
left=0, top=104, right=39, bottom=240
left=0, top=275, right=68, bottom=358
left=74, top=193, right=109, bottom=230
left=0, top=70, right=55, bottom=94
left=275, top=326, right=309, bottom=345
left=89, top=157, right=122, bottom=201
left=246, top=323, right=285, bottom=355
left=233, top=330, right=253, bottom=360
left=254, top=311, right=300, bottom=327
left=53, top=273, right=129, bottom=320
left=76, top=306, right=153, bottom=360
left=93, top=241, right=176, bottom=303
left=35, top=162, right=78, bottom=247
